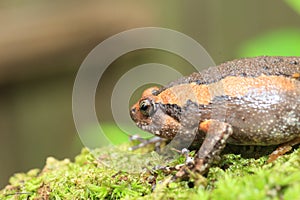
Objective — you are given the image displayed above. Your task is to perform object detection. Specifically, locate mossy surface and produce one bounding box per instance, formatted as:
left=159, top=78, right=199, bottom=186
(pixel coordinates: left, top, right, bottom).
left=1, top=144, right=300, bottom=200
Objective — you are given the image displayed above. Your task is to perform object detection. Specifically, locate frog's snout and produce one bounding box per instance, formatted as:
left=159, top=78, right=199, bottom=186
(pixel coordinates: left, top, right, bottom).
left=130, top=107, right=137, bottom=121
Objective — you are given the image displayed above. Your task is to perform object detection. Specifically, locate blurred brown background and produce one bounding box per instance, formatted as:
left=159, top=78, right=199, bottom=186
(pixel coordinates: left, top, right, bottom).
left=1, top=0, right=300, bottom=188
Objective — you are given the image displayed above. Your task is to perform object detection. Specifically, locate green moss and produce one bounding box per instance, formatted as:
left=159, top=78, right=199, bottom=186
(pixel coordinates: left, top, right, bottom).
left=1, top=145, right=300, bottom=199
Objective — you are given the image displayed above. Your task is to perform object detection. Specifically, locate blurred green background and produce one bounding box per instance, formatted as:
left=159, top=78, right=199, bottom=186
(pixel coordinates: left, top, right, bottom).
left=1, top=0, right=300, bottom=188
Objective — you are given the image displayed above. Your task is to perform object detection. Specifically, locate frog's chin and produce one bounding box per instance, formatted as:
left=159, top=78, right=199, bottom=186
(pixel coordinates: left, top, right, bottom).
left=136, top=122, right=161, bottom=136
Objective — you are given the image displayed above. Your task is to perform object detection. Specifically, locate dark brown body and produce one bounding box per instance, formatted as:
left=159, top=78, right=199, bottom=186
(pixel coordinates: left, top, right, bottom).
left=130, top=56, right=300, bottom=175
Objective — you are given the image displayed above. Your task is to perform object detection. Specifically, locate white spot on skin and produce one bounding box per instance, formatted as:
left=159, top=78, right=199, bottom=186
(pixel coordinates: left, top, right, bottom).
left=283, top=111, right=299, bottom=126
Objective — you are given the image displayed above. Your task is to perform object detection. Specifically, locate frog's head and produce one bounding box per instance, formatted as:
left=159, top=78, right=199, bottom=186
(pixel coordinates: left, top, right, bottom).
left=130, top=87, right=181, bottom=139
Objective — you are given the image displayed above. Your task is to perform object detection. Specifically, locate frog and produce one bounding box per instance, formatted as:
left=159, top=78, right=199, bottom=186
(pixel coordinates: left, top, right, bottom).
left=130, top=56, right=300, bottom=177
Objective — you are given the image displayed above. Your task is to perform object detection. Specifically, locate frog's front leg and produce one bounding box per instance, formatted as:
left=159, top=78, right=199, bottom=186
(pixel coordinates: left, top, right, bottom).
left=194, top=120, right=233, bottom=173
left=176, top=120, right=233, bottom=177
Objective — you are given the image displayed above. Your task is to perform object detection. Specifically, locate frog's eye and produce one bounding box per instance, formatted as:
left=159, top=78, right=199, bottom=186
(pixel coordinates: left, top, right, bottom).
left=139, top=99, right=155, bottom=116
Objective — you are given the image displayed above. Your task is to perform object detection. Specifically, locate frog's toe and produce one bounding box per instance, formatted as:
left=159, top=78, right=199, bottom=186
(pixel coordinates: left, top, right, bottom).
left=173, top=161, right=207, bottom=184
left=174, top=165, right=192, bottom=180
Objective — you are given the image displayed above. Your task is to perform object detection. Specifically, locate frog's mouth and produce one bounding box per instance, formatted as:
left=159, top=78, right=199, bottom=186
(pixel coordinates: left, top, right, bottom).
left=134, top=118, right=160, bottom=133
left=130, top=104, right=182, bottom=138
left=130, top=114, right=163, bottom=137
